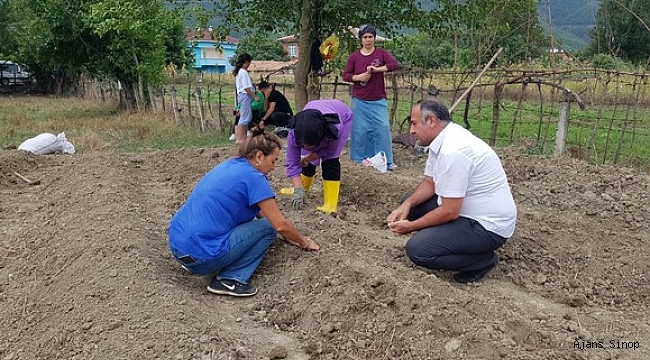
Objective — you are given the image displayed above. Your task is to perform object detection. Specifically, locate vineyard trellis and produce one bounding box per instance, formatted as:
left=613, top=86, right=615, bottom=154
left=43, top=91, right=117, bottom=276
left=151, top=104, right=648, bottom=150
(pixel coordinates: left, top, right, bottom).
left=79, top=66, right=650, bottom=168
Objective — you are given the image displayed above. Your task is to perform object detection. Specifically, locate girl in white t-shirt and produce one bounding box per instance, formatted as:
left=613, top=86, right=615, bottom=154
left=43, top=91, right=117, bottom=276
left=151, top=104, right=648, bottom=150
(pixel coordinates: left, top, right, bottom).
left=233, top=53, right=262, bottom=144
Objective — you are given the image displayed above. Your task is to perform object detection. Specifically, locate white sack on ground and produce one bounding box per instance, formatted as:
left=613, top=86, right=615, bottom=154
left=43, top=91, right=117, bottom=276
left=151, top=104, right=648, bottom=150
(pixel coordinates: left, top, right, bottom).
left=362, top=151, right=388, bottom=173
left=18, top=132, right=76, bottom=155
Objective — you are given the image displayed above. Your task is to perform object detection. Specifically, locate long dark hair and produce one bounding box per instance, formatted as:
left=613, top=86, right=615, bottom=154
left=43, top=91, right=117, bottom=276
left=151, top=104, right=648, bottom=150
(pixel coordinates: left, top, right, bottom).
left=233, top=53, right=252, bottom=76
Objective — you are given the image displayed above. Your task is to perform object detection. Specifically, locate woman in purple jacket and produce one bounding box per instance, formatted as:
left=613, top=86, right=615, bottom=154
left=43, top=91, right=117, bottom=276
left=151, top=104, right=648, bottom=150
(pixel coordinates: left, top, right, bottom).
left=343, top=24, right=400, bottom=170
left=282, top=99, right=353, bottom=214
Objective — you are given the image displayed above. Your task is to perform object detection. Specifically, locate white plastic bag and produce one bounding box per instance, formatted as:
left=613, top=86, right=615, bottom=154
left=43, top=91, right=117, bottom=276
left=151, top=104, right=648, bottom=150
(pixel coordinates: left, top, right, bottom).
left=362, top=151, right=388, bottom=173
left=18, top=132, right=75, bottom=155
left=61, top=139, right=76, bottom=154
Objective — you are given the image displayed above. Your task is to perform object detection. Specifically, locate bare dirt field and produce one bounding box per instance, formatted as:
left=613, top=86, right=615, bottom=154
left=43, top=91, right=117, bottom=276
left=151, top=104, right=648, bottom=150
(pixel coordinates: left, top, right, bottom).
left=1, top=142, right=649, bottom=360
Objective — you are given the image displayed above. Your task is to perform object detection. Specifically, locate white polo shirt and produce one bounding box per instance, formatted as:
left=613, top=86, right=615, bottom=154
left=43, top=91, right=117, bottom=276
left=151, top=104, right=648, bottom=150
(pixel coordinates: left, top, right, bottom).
left=425, top=123, right=517, bottom=238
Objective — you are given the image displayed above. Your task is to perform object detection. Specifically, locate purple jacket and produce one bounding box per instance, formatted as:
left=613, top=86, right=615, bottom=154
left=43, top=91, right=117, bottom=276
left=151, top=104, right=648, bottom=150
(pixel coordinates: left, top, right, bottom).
left=285, top=99, right=353, bottom=179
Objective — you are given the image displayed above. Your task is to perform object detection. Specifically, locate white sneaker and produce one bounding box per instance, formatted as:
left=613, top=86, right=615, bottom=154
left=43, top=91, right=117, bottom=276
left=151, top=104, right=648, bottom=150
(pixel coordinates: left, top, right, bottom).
left=228, top=133, right=236, bottom=141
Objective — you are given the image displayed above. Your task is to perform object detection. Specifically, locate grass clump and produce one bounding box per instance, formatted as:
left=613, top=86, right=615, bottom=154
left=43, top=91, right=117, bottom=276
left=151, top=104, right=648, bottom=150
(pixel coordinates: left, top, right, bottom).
left=0, top=97, right=231, bottom=153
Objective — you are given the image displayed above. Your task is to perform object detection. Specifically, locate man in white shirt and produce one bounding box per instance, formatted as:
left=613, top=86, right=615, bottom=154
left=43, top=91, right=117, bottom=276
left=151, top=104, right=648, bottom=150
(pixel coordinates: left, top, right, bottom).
left=386, top=98, right=517, bottom=283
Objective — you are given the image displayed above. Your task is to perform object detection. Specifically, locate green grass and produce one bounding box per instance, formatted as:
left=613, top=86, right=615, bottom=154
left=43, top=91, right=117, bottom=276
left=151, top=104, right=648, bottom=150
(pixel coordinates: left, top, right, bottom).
left=450, top=98, right=650, bottom=164
left=6, top=67, right=647, bottom=168
left=0, top=96, right=232, bottom=153
left=388, top=89, right=649, bottom=166
left=170, top=79, right=299, bottom=116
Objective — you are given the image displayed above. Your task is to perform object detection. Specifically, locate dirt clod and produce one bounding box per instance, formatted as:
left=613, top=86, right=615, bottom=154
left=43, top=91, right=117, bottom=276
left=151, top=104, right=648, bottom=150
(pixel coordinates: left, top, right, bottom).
left=268, top=346, right=288, bottom=359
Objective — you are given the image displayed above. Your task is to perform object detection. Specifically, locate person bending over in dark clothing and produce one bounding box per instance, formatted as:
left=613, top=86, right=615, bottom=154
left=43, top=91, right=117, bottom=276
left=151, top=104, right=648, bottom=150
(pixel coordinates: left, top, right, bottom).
left=258, top=81, right=293, bottom=136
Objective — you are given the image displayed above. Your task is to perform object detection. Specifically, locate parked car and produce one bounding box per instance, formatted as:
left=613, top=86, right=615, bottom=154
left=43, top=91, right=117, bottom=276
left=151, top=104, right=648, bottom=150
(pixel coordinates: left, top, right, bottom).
left=0, top=60, right=35, bottom=86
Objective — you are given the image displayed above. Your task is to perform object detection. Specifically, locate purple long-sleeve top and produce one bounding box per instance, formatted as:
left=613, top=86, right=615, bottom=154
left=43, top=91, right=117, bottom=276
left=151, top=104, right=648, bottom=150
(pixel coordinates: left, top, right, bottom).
left=343, top=47, right=400, bottom=101
left=285, top=99, right=353, bottom=179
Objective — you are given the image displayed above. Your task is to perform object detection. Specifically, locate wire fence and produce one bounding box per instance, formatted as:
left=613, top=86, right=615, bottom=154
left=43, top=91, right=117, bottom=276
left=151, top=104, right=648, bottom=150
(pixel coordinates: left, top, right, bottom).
left=80, top=67, right=650, bottom=168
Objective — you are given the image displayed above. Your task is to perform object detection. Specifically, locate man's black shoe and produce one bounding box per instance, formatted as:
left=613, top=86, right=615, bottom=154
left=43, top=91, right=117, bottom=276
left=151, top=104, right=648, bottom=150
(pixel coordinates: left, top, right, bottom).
left=454, top=262, right=497, bottom=284
left=207, top=278, right=257, bottom=297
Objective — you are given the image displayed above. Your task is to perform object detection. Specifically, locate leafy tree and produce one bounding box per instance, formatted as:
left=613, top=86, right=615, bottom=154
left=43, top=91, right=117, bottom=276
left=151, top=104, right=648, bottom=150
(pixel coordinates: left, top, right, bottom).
left=591, top=53, right=627, bottom=70
left=590, top=0, right=650, bottom=65
left=4, top=0, right=189, bottom=104
left=189, top=0, right=546, bottom=107
left=11, top=0, right=111, bottom=91
left=232, top=33, right=287, bottom=64
left=216, top=0, right=421, bottom=109
left=84, top=0, right=189, bottom=106
left=0, top=0, right=20, bottom=58
left=385, top=33, right=471, bottom=69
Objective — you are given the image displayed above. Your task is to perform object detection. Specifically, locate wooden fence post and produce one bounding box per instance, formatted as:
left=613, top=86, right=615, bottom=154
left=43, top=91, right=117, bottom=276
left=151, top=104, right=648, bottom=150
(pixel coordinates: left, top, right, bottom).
left=170, top=85, right=180, bottom=124
left=186, top=75, right=192, bottom=119
left=218, top=81, right=225, bottom=132
left=490, top=84, right=503, bottom=146
left=613, top=75, right=639, bottom=164
left=160, top=88, right=166, bottom=113
left=195, top=86, right=205, bottom=132
left=554, top=91, right=570, bottom=157
left=390, top=74, right=398, bottom=126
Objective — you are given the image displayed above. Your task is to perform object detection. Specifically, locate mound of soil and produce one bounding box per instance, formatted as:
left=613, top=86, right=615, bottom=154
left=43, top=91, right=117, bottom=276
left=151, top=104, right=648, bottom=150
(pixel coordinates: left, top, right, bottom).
left=1, top=143, right=649, bottom=360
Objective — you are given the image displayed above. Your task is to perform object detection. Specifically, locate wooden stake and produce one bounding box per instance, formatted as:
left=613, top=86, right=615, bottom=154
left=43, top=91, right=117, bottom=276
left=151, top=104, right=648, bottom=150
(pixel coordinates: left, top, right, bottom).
left=449, top=47, right=503, bottom=114
left=13, top=171, right=41, bottom=185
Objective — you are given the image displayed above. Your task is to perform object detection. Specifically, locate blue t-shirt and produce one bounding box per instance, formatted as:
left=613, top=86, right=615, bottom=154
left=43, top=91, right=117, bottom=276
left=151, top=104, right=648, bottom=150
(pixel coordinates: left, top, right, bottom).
left=168, top=157, right=275, bottom=260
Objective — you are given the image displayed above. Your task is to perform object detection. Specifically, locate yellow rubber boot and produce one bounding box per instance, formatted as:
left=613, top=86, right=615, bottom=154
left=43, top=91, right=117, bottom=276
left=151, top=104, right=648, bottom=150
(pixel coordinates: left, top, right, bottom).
left=316, top=180, right=340, bottom=214
left=301, top=174, right=315, bottom=193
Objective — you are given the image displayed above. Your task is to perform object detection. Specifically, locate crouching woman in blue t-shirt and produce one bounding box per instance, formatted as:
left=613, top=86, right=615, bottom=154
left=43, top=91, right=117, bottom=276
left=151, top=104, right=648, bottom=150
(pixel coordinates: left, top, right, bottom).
left=168, top=133, right=320, bottom=297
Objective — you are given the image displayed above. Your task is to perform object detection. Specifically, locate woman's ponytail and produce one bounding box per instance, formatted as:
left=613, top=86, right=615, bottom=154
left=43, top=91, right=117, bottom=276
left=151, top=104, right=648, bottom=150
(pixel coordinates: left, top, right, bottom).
left=232, top=53, right=252, bottom=76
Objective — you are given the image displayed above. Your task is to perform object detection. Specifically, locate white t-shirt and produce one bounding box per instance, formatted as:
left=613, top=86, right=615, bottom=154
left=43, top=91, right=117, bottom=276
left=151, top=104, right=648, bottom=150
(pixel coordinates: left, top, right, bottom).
left=235, top=68, right=254, bottom=94
left=425, top=123, right=517, bottom=238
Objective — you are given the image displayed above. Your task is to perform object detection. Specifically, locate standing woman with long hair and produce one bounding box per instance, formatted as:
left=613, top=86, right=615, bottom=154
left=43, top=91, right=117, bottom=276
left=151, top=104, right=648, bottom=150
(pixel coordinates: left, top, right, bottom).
left=343, top=25, right=400, bottom=170
left=233, top=53, right=261, bottom=144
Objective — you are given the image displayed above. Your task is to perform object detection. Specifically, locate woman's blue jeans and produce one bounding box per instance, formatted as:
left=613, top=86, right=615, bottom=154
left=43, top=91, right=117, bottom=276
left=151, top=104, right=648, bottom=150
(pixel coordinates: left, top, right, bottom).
left=237, top=93, right=253, bottom=126
left=172, top=219, right=277, bottom=284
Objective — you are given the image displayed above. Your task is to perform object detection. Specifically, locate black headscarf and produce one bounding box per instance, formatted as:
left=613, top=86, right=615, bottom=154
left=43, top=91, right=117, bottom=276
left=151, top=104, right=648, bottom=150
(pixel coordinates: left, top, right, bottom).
left=287, top=109, right=340, bottom=147
left=358, top=24, right=377, bottom=40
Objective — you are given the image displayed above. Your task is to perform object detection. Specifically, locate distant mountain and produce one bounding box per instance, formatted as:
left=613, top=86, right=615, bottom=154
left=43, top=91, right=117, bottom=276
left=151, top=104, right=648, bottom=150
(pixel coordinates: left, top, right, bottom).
left=537, top=0, right=601, bottom=51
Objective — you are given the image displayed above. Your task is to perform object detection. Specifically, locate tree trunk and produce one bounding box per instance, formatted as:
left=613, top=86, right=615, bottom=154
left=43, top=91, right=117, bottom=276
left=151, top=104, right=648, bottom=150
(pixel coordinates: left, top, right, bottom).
left=147, top=84, right=157, bottom=112
left=294, top=0, right=312, bottom=111
left=308, top=73, right=320, bottom=102
left=54, top=70, right=65, bottom=97
left=118, top=78, right=137, bottom=110
left=134, top=53, right=146, bottom=111
left=132, top=81, right=142, bottom=112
